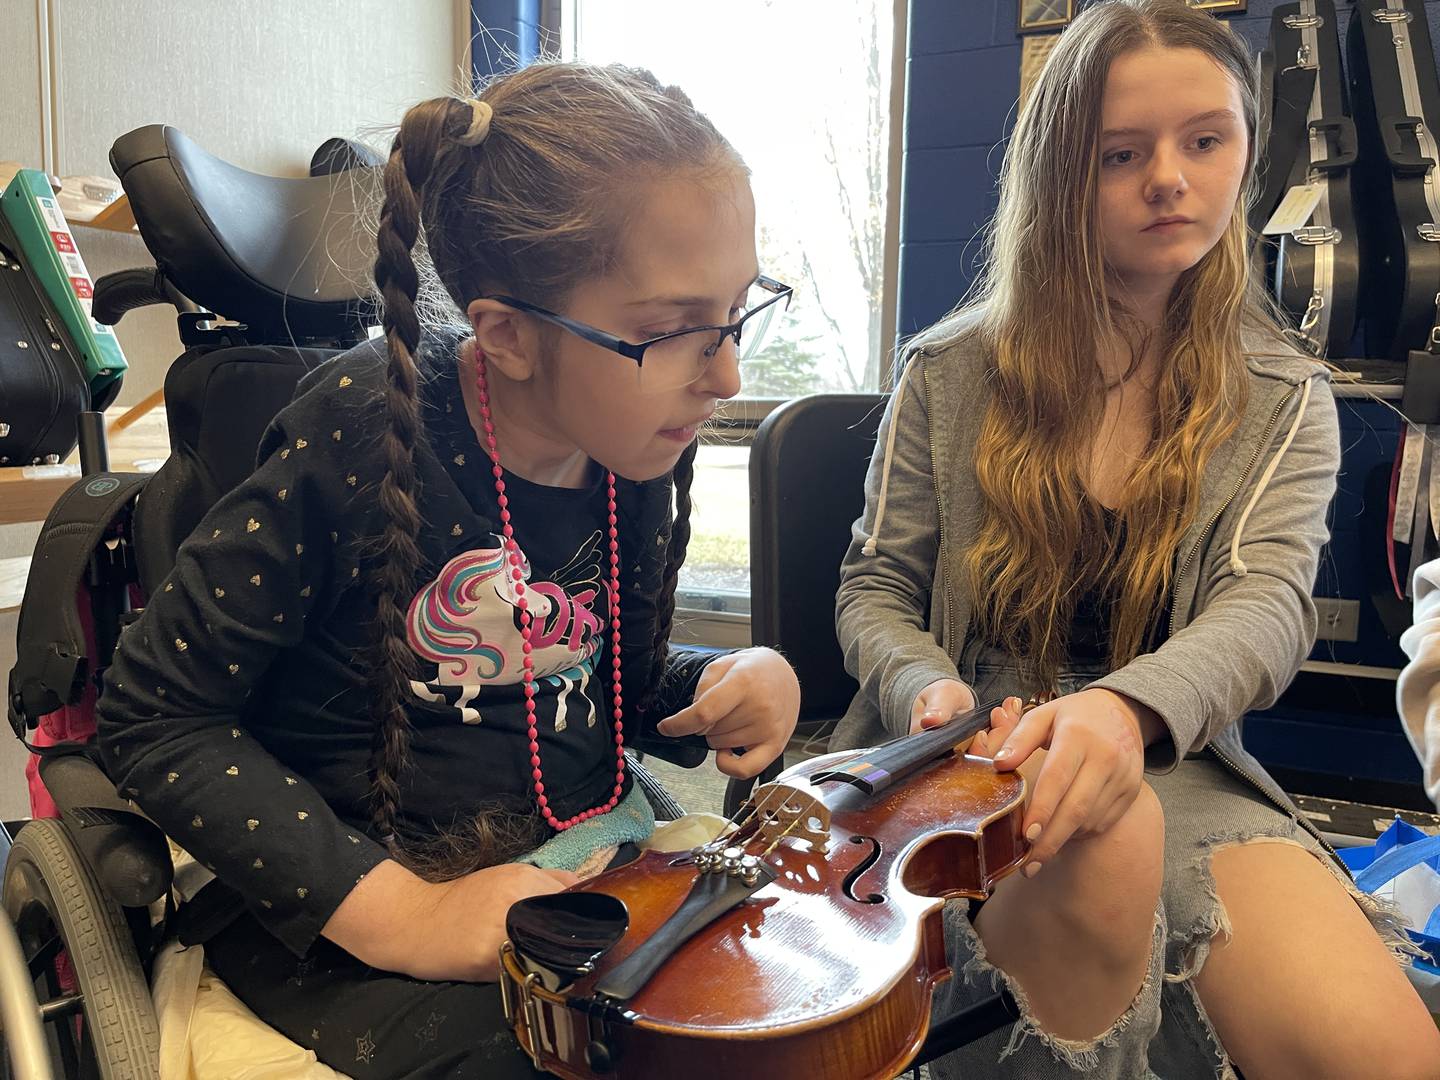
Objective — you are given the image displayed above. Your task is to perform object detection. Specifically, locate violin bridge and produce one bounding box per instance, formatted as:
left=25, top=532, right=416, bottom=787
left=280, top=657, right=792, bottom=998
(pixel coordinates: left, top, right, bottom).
left=746, top=781, right=832, bottom=854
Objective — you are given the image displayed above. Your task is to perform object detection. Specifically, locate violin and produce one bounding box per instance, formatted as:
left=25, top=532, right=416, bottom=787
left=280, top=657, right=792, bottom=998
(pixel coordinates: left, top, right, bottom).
left=498, top=702, right=1028, bottom=1079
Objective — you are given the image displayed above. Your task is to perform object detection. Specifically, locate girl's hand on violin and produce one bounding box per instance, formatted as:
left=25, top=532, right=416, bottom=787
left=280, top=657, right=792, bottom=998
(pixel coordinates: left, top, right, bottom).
left=969, top=696, right=1025, bottom=758
left=909, top=678, right=976, bottom=735
left=655, top=647, right=799, bottom=779
left=991, top=688, right=1154, bottom=872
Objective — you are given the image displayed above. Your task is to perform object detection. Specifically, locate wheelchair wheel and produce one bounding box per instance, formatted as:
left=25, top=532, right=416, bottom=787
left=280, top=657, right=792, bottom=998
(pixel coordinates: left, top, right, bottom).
left=2, top=819, right=159, bottom=1080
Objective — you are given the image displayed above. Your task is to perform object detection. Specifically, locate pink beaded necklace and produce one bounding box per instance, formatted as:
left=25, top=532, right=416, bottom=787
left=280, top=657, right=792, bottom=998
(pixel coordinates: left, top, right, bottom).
left=474, top=353, right=626, bottom=831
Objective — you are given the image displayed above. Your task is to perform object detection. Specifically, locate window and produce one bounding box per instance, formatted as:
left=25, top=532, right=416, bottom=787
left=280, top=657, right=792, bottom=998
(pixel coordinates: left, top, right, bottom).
left=557, top=1, right=897, bottom=618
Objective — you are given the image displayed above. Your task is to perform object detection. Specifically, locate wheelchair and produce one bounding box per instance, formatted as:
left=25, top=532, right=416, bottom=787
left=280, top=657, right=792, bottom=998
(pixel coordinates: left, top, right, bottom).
left=0, top=125, right=783, bottom=1080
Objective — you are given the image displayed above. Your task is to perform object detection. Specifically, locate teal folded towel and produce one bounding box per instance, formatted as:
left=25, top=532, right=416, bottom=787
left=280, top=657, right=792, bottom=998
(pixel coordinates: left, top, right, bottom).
left=520, top=783, right=656, bottom=872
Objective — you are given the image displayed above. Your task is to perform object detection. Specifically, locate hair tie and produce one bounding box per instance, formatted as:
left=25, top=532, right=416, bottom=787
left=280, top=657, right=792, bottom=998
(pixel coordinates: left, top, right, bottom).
left=458, top=99, right=493, bottom=147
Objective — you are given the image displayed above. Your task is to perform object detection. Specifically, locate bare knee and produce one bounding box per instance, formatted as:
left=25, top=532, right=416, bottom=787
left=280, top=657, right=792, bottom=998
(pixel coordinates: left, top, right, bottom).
left=1095, top=780, right=1164, bottom=872
left=974, top=782, right=1164, bottom=1040
left=1035, top=782, right=1164, bottom=967
left=1064, top=783, right=1163, bottom=910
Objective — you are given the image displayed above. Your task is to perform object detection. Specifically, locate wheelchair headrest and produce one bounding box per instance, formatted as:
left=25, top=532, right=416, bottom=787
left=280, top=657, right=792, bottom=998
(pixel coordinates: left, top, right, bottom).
left=110, top=125, right=376, bottom=341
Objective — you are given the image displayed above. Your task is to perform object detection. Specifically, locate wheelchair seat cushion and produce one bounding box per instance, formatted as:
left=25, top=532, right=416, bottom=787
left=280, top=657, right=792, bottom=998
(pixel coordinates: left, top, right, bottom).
left=152, top=939, right=350, bottom=1080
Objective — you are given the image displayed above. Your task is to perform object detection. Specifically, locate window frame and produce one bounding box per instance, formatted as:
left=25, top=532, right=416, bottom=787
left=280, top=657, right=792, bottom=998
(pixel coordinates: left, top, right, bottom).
left=542, top=0, right=909, bottom=636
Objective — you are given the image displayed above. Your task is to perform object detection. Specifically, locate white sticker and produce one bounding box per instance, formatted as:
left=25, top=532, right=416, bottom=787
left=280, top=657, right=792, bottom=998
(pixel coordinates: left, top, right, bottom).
left=20, top=463, right=79, bottom=479
left=35, top=195, right=65, bottom=233
left=1411, top=438, right=1434, bottom=598
left=1396, top=424, right=1425, bottom=542
left=1263, top=183, right=1325, bottom=235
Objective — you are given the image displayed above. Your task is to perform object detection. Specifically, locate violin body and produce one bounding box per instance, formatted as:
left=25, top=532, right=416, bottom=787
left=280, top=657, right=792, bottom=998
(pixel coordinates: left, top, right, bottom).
left=499, top=741, right=1027, bottom=1079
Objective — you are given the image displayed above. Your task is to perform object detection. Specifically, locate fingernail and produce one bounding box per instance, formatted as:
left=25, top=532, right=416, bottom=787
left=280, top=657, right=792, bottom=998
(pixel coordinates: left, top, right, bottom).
left=1023, top=861, right=1042, bottom=878
left=923, top=708, right=943, bottom=718
left=1025, top=822, right=1042, bottom=842
left=994, top=746, right=1011, bottom=760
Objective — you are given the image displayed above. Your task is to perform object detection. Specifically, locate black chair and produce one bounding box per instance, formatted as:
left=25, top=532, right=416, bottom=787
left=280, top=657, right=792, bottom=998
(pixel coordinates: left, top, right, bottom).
left=721, top=393, right=885, bottom=818
left=750, top=393, right=885, bottom=729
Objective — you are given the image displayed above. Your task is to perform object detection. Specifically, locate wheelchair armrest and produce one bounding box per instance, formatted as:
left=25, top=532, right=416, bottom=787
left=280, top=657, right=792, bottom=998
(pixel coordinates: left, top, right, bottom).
left=38, top=753, right=172, bottom=907
left=92, top=267, right=196, bottom=326
left=626, top=730, right=709, bottom=769
left=625, top=753, right=686, bottom=822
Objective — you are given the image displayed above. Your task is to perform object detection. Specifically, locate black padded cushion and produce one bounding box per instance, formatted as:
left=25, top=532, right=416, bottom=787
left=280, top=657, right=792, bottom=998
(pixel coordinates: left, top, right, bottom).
left=110, top=125, right=374, bottom=340
left=748, top=394, right=884, bottom=723
left=133, top=345, right=334, bottom=596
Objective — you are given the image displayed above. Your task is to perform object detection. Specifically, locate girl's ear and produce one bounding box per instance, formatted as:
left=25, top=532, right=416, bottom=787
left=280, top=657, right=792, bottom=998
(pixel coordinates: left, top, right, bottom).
left=467, top=299, right=538, bottom=382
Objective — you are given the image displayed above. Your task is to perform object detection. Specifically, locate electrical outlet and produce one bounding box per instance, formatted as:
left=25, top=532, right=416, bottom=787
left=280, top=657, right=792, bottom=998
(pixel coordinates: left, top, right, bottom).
left=1313, top=597, right=1360, bottom=643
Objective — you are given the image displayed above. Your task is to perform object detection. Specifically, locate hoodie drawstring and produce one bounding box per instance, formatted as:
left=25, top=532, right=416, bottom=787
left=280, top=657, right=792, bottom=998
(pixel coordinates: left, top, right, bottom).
left=1229, top=376, right=1313, bottom=577
left=861, top=353, right=921, bottom=557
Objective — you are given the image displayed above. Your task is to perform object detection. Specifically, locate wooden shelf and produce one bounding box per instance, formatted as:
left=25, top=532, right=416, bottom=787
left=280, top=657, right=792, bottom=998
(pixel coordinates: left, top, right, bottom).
left=0, top=404, right=169, bottom=526
left=73, top=193, right=137, bottom=233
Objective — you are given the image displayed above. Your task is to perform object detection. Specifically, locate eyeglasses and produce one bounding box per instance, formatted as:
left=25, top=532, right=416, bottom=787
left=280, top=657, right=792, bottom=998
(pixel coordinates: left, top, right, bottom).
left=486, top=275, right=793, bottom=391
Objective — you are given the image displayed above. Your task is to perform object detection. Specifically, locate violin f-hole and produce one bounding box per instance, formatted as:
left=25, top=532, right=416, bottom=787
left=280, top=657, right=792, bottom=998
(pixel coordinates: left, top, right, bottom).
left=842, top=835, right=885, bottom=904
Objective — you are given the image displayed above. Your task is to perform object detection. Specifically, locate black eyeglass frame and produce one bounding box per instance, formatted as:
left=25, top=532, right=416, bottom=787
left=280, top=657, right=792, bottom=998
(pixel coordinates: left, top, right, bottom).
left=485, top=274, right=793, bottom=368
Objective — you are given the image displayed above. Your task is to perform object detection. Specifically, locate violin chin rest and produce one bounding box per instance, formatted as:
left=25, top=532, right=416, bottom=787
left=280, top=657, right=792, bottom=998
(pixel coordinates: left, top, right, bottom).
left=506, top=891, right=631, bottom=985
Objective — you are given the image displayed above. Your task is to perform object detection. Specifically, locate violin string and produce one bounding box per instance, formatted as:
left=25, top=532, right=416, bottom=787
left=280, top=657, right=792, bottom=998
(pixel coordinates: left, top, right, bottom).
left=741, top=784, right=797, bottom=855
left=720, top=779, right=786, bottom=843
left=758, top=807, right=808, bottom=859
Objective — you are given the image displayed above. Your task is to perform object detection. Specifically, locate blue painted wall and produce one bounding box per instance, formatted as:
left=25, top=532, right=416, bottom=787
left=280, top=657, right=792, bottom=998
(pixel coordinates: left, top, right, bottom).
left=897, top=0, right=1440, bottom=336
left=470, top=0, right=542, bottom=80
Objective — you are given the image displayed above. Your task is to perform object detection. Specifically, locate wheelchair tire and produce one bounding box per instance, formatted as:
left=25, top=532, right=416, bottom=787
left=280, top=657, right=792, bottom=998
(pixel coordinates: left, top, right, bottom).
left=3, top=819, right=159, bottom=1080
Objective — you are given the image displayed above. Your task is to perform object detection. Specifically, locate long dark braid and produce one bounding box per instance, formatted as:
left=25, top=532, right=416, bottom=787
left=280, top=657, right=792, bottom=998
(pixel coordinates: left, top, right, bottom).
left=641, top=437, right=698, bottom=711
left=365, top=100, right=459, bottom=844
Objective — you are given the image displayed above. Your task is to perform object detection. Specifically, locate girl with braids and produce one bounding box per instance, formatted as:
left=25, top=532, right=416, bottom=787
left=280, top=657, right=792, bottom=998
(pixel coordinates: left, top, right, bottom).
left=97, top=62, right=798, bottom=1076
left=835, top=2, right=1439, bottom=1078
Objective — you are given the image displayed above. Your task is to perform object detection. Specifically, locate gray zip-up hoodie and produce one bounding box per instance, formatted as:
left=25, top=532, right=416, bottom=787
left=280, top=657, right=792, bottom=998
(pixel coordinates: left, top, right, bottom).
left=832, top=322, right=1339, bottom=813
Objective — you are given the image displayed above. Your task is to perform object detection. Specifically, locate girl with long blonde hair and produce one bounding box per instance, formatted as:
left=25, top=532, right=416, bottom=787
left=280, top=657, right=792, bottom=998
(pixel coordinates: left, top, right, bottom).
left=836, top=1, right=1440, bottom=1075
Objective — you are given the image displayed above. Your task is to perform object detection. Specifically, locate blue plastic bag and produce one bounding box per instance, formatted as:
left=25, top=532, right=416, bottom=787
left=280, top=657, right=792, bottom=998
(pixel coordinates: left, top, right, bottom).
left=1338, top=818, right=1440, bottom=974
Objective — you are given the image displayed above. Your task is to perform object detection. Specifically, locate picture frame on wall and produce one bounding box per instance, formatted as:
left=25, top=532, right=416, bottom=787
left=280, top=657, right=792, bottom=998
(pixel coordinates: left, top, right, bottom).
left=1186, top=0, right=1246, bottom=10
left=1018, top=0, right=1074, bottom=34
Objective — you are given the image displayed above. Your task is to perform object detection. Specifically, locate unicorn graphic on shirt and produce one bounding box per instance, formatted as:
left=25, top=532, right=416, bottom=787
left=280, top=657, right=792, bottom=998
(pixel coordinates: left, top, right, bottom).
left=404, top=534, right=608, bottom=727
